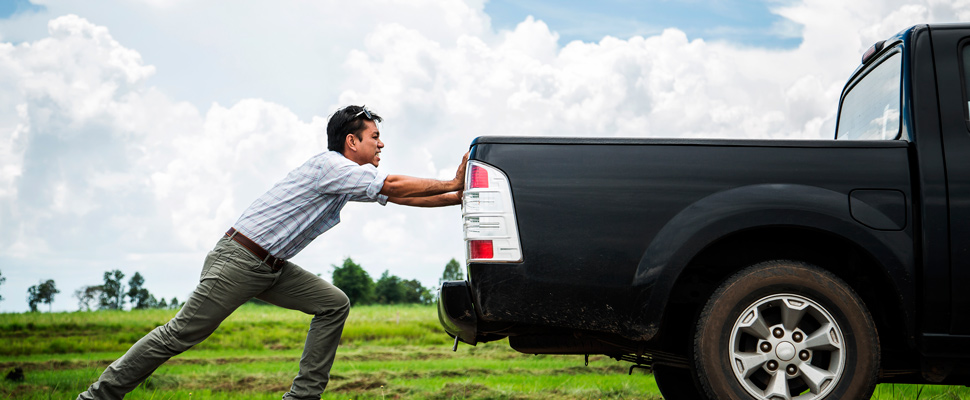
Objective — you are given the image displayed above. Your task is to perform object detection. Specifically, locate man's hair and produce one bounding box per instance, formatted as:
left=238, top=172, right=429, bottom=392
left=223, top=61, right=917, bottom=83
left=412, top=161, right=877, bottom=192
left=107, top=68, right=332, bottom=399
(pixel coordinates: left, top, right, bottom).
left=327, top=105, right=383, bottom=153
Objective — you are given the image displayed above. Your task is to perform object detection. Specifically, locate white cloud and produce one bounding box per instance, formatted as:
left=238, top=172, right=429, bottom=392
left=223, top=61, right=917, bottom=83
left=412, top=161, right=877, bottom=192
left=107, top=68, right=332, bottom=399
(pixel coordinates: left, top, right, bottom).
left=0, top=104, right=28, bottom=201
left=2, top=0, right=970, bottom=311
left=341, top=19, right=832, bottom=148
left=151, top=99, right=327, bottom=250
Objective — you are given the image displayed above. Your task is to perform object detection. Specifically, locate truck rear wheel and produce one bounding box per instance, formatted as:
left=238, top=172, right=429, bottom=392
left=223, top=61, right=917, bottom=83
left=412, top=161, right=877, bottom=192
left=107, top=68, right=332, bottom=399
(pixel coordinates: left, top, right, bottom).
left=693, top=260, right=879, bottom=400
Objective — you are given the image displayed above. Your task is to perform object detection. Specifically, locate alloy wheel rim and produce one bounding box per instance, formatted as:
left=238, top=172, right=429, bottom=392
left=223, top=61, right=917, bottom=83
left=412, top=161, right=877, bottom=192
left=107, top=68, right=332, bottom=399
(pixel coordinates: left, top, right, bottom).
left=728, top=294, right=846, bottom=400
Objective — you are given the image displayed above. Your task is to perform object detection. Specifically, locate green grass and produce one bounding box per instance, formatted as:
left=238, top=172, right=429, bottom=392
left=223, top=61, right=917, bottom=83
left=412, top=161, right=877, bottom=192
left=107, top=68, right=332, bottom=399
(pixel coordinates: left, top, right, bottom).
left=1, top=304, right=968, bottom=399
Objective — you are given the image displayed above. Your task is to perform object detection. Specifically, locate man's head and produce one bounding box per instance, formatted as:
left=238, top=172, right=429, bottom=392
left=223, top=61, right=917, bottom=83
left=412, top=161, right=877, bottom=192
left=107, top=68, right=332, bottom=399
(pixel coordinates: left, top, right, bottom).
left=327, top=105, right=384, bottom=166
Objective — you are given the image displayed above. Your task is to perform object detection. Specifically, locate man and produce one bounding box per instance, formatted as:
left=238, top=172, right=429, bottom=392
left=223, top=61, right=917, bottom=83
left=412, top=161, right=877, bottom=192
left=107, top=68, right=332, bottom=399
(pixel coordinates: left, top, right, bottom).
left=78, top=105, right=466, bottom=399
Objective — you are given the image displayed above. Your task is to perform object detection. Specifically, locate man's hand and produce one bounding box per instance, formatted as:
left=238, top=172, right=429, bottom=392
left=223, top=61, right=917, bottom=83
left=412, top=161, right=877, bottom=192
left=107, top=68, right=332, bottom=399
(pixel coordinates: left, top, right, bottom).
left=454, top=151, right=469, bottom=188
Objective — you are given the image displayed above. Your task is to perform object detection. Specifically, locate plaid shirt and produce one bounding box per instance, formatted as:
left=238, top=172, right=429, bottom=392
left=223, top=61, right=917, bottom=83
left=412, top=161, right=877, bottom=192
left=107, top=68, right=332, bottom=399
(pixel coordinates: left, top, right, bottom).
left=233, top=151, right=388, bottom=259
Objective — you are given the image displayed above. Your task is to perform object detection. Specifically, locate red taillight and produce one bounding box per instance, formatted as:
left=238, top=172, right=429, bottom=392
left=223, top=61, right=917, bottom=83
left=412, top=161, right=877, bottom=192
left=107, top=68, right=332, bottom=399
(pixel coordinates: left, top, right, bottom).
left=470, top=240, right=493, bottom=259
left=469, top=165, right=488, bottom=189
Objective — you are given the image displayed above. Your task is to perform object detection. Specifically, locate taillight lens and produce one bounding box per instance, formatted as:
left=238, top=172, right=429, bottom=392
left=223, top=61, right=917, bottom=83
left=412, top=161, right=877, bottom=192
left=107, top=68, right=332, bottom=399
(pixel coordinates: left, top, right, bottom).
left=469, top=165, right=488, bottom=189
left=469, top=240, right=494, bottom=259
left=463, top=160, right=522, bottom=262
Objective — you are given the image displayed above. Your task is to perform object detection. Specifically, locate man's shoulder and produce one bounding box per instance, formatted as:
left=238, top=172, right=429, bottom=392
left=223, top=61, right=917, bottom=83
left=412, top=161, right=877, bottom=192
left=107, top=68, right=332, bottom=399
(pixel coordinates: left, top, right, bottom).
left=308, top=151, right=352, bottom=168
left=302, top=152, right=383, bottom=183
left=314, top=151, right=343, bottom=162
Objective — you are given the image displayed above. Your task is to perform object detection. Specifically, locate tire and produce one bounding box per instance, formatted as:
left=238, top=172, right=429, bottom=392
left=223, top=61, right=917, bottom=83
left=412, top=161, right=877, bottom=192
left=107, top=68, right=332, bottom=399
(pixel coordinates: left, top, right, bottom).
left=653, top=363, right=705, bottom=400
left=693, top=260, right=879, bottom=400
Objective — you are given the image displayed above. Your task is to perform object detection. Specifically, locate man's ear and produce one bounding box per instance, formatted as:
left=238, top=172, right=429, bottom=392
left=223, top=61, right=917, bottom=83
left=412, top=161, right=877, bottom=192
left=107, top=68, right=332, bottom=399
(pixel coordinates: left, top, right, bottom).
left=345, top=134, right=357, bottom=152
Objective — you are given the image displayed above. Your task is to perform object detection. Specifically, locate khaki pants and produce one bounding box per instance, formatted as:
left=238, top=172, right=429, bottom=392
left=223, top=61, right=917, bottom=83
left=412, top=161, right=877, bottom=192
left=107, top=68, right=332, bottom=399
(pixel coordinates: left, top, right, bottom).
left=77, top=237, right=350, bottom=400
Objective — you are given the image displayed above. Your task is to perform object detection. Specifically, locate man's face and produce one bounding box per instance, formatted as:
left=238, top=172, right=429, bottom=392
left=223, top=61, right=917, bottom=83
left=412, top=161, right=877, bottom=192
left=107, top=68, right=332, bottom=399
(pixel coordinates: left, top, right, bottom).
left=347, top=119, right=384, bottom=167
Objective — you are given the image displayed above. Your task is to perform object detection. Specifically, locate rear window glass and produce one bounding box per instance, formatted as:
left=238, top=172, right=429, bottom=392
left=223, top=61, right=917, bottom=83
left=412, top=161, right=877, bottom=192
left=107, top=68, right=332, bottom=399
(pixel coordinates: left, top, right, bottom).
left=836, top=51, right=902, bottom=140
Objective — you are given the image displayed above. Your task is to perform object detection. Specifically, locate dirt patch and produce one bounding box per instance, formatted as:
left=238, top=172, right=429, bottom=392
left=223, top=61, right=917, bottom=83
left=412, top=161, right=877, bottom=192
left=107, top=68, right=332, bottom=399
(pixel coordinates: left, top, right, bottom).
left=339, top=350, right=454, bottom=363
left=141, top=372, right=291, bottom=393
left=0, top=359, right=112, bottom=372
left=393, top=367, right=491, bottom=380
left=208, top=375, right=290, bottom=393
left=0, top=355, right=303, bottom=373
left=0, top=383, right=52, bottom=399
left=0, top=349, right=464, bottom=373
left=329, top=377, right=387, bottom=392
left=426, top=382, right=507, bottom=400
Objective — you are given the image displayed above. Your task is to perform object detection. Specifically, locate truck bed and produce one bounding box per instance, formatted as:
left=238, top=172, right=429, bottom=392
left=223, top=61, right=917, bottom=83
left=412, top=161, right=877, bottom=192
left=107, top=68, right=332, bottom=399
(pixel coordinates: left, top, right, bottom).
left=465, top=136, right=913, bottom=344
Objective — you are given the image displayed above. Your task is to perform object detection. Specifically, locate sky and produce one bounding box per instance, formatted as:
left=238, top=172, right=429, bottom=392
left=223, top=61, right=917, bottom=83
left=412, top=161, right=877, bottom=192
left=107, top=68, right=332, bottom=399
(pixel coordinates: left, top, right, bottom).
left=0, top=0, right=968, bottom=313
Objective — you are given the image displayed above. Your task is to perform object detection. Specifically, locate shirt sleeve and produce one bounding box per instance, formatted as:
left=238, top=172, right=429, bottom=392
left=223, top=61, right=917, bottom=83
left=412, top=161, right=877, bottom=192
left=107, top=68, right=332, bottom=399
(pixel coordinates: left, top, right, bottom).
left=315, top=153, right=388, bottom=205
left=351, top=192, right=389, bottom=205
left=349, top=168, right=389, bottom=205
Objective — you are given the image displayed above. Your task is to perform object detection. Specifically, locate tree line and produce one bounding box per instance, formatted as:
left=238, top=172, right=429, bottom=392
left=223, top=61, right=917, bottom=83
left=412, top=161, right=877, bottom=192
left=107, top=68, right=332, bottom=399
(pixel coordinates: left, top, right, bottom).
left=330, top=257, right=463, bottom=306
left=73, top=270, right=184, bottom=312
left=15, top=270, right=183, bottom=313
left=0, top=258, right=465, bottom=312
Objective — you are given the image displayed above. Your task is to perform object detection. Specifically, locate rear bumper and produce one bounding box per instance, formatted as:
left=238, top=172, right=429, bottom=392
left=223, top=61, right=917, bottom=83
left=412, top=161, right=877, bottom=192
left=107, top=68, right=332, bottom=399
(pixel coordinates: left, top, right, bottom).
left=437, top=280, right=478, bottom=345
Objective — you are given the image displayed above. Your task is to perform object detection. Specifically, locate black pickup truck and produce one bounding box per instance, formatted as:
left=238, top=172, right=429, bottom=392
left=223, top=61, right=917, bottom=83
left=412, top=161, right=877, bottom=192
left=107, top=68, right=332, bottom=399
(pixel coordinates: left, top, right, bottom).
left=437, top=23, right=970, bottom=399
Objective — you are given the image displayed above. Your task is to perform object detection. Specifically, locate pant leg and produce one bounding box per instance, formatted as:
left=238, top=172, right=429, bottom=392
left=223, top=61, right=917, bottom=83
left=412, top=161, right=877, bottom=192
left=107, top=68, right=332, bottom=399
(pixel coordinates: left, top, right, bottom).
left=256, top=262, right=351, bottom=400
left=77, top=238, right=274, bottom=400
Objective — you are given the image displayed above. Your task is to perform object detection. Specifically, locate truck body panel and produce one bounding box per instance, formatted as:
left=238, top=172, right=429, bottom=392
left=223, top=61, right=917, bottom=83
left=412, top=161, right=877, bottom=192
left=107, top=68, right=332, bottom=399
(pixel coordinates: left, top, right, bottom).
left=468, top=139, right=914, bottom=342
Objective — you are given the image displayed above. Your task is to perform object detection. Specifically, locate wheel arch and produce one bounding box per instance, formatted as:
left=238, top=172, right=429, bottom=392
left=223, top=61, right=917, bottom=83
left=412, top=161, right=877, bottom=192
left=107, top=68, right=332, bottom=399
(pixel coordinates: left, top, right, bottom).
left=632, top=184, right=916, bottom=355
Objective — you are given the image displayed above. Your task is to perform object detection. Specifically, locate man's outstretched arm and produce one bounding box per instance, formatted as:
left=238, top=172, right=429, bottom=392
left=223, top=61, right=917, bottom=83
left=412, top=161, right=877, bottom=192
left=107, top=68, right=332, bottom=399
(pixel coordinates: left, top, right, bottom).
left=378, top=152, right=468, bottom=199
left=380, top=175, right=461, bottom=198
left=387, top=192, right=462, bottom=207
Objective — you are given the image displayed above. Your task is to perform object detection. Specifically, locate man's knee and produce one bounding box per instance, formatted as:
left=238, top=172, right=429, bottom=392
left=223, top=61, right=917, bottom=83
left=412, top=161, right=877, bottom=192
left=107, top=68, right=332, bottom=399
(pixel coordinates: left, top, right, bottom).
left=332, top=288, right=351, bottom=317
left=154, top=324, right=195, bottom=353
left=314, top=287, right=350, bottom=319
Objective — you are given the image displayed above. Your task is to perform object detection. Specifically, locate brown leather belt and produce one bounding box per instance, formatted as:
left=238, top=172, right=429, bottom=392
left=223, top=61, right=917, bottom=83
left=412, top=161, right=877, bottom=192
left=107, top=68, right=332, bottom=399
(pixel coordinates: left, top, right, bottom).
left=225, top=228, right=285, bottom=272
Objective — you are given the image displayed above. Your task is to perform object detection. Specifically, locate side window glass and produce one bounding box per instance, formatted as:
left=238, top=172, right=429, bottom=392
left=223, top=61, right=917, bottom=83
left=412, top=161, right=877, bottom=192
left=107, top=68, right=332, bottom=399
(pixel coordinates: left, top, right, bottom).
left=837, top=51, right=902, bottom=140
left=963, top=44, right=970, bottom=120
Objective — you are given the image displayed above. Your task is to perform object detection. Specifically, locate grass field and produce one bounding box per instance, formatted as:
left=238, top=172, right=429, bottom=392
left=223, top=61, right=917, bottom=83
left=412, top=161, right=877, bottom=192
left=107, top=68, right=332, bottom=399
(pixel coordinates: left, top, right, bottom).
left=1, top=304, right=968, bottom=399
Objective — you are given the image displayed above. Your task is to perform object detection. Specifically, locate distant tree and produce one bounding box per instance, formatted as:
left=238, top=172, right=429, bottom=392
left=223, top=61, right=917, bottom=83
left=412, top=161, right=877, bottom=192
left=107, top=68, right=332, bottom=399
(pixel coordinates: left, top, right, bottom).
left=74, top=285, right=104, bottom=311
left=127, top=272, right=157, bottom=309
left=27, top=287, right=38, bottom=312
left=0, top=269, right=6, bottom=304
left=157, top=298, right=168, bottom=309
left=331, top=257, right=374, bottom=306
left=146, top=294, right=158, bottom=309
left=99, top=270, right=126, bottom=310
left=27, top=279, right=59, bottom=312
left=402, top=279, right=434, bottom=305
left=441, top=258, right=463, bottom=282
left=374, top=271, right=404, bottom=304
left=169, top=297, right=181, bottom=309
left=126, top=272, right=145, bottom=306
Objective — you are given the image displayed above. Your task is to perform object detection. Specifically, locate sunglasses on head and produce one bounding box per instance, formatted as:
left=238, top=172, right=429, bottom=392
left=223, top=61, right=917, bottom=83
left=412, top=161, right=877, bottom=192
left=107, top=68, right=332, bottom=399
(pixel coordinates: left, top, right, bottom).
left=353, top=106, right=374, bottom=120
